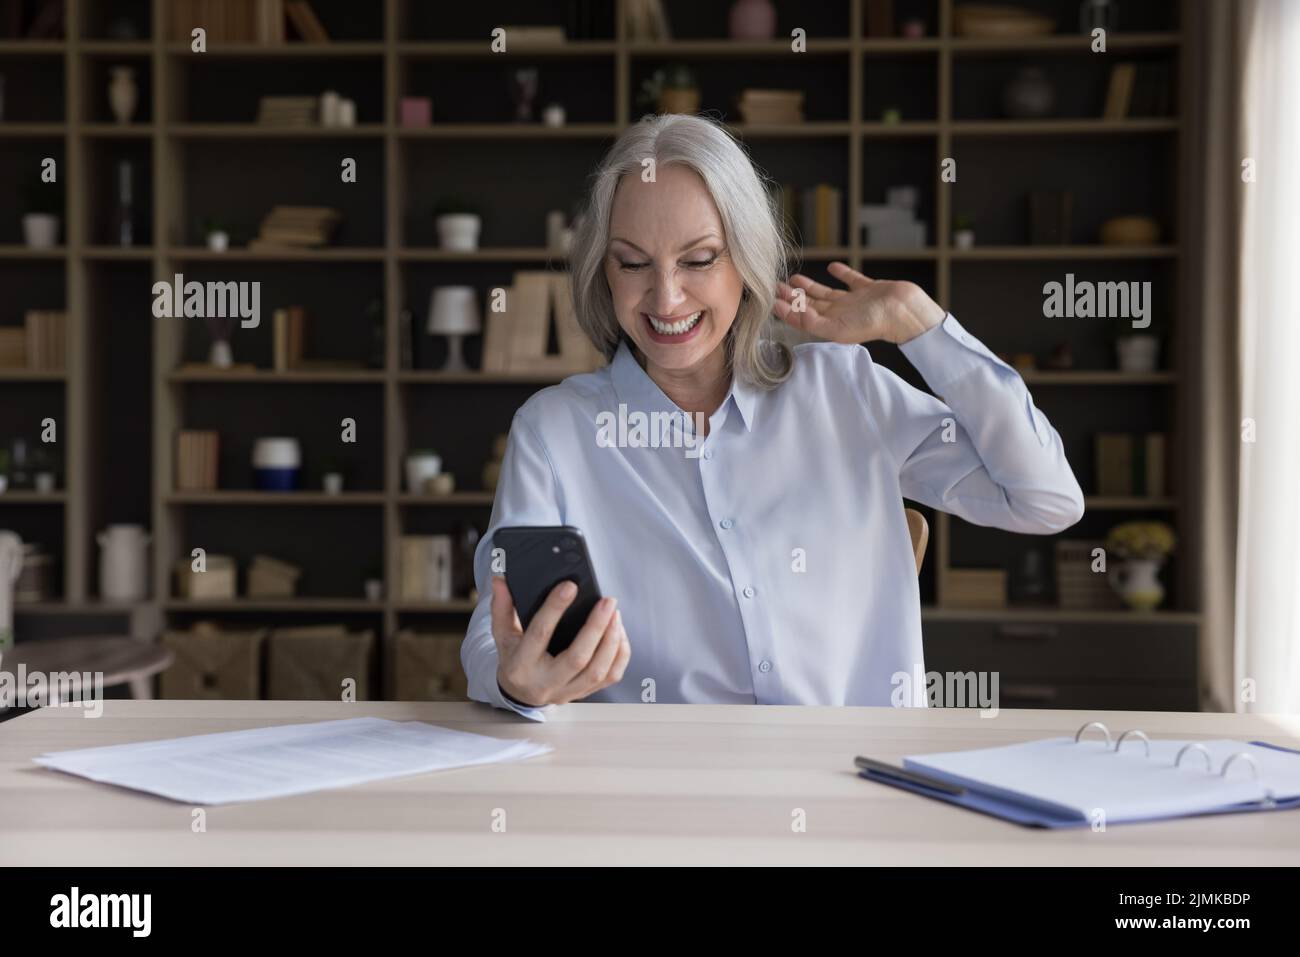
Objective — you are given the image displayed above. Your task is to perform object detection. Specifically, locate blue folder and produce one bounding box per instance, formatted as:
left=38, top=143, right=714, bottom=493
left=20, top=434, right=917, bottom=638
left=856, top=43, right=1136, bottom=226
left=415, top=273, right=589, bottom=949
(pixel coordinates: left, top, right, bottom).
left=859, top=741, right=1300, bottom=829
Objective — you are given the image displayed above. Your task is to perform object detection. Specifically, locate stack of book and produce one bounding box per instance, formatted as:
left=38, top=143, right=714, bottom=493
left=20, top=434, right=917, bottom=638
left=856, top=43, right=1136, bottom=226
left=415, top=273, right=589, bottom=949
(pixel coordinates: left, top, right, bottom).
left=176, top=430, right=220, bottom=491
left=272, top=306, right=308, bottom=371
left=168, top=0, right=291, bottom=44
left=1095, top=433, right=1167, bottom=497
left=250, top=206, right=340, bottom=250
left=255, top=96, right=318, bottom=126
left=1055, top=540, right=1125, bottom=610
left=497, top=25, right=566, bottom=45
left=737, top=89, right=805, bottom=125
left=399, top=535, right=454, bottom=602
left=248, top=554, right=301, bottom=598
left=24, top=310, right=66, bottom=371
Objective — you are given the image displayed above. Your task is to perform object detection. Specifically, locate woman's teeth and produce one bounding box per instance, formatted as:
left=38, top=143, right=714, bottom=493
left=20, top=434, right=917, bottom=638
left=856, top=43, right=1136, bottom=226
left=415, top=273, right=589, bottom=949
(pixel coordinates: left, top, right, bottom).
left=647, top=311, right=702, bottom=335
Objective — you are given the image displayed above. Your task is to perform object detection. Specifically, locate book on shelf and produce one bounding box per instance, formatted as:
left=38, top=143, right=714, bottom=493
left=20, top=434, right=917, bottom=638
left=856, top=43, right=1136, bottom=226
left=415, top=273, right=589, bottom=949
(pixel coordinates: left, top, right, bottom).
left=0, top=328, right=26, bottom=369
left=1102, top=63, right=1136, bottom=120
left=498, top=25, right=566, bottom=46
left=285, top=0, right=330, bottom=43
left=169, top=0, right=289, bottom=44
left=865, top=0, right=895, bottom=38
left=481, top=271, right=604, bottom=375
left=797, top=183, right=842, bottom=247
left=272, top=306, right=309, bottom=371
left=623, top=0, right=670, bottom=41
left=176, top=430, right=220, bottom=491
left=23, top=310, right=65, bottom=371
left=398, top=535, right=454, bottom=602
left=1094, top=433, right=1167, bottom=497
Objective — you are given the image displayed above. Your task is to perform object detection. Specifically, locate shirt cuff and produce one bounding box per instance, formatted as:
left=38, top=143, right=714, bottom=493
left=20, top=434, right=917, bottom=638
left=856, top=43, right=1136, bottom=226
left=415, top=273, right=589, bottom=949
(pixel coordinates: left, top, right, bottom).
left=897, top=312, right=1019, bottom=393
left=494, top=680, right=551, bottom=722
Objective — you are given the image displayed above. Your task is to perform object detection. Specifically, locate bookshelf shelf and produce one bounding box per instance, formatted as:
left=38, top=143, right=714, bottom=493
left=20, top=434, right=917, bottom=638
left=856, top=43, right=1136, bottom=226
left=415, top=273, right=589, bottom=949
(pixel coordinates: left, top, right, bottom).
left=0, top=491, right=68, bottom=504
left=166, top=246, right=387, bottom=261
left=0, top=245, right=67, bottom=259
left=164, top=492, right=387, bottom=505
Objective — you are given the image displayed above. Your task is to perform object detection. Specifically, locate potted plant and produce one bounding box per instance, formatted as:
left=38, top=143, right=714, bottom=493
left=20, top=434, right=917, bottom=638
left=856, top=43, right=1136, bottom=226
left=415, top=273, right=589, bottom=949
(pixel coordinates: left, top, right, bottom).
left=1105, top=521, right=1177, bottom=611
left=21, top=181, right=63, bottom=249
left=637, top=62, right=700, bottom=116
left=953, top=214, right=976, bottom=250
left=201, top=216, right=229, bottom=251
left=433, top=196, right=482, bottom=251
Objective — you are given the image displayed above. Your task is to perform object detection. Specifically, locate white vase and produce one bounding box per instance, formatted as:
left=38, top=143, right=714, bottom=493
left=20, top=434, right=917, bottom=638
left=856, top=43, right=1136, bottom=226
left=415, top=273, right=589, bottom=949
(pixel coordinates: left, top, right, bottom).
left=954, top=229, right=975, bottom=250
left=406, top=452, right=442, bottom=494
left=209, top=339, right=233, bottom=368
left=206, top=230, right=229, bottom=251
left=1116, top=334, right=1159, bottom=373
left=98, top=524, right=151, bottom=601
left=436, top=214, right=481, bottom=251
left=323, top=472, right=344, bottom=495
left=1108, top=557, right=1165, bottom=611
left=22, top=213, right=59, bottom=248
left=109, top=66, right=138, bottom=124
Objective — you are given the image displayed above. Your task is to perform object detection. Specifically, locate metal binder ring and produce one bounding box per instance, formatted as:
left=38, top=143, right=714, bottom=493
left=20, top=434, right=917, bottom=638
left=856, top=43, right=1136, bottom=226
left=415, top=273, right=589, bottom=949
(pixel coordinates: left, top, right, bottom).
left=1220, top=752, right=1261, bottom=781
left=1074, top=721, right=1112, bottom=747
left=1175, top=742, right=1212, bottom=771
left=1115, top=729, right=1151, bottom=757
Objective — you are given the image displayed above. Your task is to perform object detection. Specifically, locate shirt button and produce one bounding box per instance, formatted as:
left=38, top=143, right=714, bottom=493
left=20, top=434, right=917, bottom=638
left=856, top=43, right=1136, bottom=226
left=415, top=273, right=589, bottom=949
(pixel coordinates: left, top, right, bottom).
left=743, top=585, right=755, bottom=598
left=758, top=659, right=772, bottom=673
left=719, top=518, right=733, bottom=530
left=703, top=449, right=713, bottom=460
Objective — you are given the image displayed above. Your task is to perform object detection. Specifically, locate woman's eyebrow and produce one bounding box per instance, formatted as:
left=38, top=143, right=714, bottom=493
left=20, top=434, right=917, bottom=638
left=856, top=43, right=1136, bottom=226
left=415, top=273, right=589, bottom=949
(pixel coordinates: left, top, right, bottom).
left=609, top=234, right=721, bottom=255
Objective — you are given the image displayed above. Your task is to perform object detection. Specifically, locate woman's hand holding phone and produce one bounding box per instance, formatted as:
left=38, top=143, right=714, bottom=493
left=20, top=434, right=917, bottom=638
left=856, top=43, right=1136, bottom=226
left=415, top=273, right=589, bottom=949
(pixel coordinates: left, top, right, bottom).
left=490, top=576, right=631, bottom=707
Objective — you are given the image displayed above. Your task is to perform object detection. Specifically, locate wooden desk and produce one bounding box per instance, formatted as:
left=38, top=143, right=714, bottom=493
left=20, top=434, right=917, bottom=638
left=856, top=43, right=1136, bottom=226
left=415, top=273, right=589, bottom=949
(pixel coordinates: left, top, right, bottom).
left=2, top=701, right=1298, bottom=865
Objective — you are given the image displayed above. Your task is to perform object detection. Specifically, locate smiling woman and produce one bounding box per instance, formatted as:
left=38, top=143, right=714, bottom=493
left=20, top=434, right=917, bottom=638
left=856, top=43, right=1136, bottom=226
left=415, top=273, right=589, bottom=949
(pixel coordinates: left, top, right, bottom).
left=461, top=113, right=1085, bottom=719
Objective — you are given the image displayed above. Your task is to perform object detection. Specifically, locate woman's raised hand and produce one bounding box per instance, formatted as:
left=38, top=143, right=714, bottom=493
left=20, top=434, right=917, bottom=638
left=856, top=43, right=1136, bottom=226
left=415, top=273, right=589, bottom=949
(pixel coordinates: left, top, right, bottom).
left=773, top=262, right=945, bottom=345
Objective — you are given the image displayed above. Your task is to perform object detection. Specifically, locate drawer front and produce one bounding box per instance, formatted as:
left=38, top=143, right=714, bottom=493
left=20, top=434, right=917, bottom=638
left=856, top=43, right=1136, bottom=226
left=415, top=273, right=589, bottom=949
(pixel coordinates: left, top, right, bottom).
left=921, top=620, right=1197, bottom=685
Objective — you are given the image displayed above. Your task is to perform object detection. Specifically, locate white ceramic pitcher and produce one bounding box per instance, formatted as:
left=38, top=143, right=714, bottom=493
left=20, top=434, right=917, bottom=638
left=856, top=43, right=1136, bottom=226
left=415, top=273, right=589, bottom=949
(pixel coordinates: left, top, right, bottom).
left=98, top=524, right=150, bottom=601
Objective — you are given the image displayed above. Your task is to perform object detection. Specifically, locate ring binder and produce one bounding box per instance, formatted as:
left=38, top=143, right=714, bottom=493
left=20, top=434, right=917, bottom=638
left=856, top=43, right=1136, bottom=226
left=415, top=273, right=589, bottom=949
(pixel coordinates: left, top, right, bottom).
left=1115, top=729, right=1151, bottom=756
left=1175, top=742, right=1212, bottom=770
left=1221, top=751, right=1259, bottom=780
left=1073, top=721, right=1112, bottom=747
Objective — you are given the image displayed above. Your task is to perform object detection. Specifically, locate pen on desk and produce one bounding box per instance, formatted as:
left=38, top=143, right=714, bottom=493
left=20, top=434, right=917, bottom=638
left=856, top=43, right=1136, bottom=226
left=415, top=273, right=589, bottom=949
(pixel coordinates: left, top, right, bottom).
left=854, top=755, right=967, bottom=796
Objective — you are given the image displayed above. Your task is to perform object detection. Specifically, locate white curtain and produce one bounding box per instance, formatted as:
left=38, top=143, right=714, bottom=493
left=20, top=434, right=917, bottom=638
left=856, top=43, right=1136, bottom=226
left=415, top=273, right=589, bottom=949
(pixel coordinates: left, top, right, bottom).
left=1236, top=0, right=1300, bottom=713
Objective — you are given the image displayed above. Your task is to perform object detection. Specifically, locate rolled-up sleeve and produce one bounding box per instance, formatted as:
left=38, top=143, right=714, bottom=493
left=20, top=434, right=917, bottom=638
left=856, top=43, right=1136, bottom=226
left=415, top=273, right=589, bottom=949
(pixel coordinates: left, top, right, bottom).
left=461, top=411, right=563, bottom=721
left=852, top=312, right=1085, bottom=534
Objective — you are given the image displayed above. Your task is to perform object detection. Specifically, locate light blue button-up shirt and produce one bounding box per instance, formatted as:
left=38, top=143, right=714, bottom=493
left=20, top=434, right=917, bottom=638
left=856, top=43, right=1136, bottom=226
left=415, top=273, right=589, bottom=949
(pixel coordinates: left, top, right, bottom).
left=461, top=313, right=1085, bottom=720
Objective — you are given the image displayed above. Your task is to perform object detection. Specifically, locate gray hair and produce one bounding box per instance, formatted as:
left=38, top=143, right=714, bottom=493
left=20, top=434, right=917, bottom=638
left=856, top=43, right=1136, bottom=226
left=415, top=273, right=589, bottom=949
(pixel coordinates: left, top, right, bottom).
left=569, top=113, right=795, bottom=390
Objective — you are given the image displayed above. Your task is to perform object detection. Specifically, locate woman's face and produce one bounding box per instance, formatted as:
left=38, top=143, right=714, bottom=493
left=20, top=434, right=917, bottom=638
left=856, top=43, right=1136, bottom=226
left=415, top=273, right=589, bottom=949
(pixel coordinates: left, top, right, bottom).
left=604, top=164, right=744, bottom=376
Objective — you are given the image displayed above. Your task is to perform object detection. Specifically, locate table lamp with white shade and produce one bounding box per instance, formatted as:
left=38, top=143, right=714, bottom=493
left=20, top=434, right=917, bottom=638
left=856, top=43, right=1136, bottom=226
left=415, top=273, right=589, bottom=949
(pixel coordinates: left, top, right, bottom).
left=427, top=286, right=481, bottom=373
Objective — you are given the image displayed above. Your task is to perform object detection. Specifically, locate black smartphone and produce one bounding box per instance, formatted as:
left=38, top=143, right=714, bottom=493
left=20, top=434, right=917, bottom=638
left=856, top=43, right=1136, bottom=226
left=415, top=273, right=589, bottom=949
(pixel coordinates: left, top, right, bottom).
left=493, top=525, right=603, bottom=656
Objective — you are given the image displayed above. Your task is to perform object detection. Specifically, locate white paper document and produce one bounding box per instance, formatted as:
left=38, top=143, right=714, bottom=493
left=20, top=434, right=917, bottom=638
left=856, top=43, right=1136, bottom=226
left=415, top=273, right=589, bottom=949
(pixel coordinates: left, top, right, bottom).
left=33, top=717, right=552, bottom=805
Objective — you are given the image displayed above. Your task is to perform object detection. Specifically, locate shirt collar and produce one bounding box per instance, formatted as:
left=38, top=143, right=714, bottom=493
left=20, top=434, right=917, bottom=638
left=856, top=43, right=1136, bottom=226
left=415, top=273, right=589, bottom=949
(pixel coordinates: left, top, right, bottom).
left=609, top=338, right=757, bottom=433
